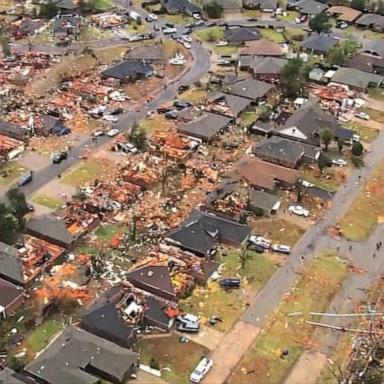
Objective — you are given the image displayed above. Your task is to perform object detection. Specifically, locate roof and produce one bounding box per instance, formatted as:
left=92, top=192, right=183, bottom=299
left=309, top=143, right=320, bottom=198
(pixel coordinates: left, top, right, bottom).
left=0, top=368, right=37, bottom=384
left=225, top=78, right=275, bottom=100
left=251, top=56, right=286, bottom=75
left=203, top=0, right=241, bottom=10
left=0, top=119, right=27, bottom=141
left=166, top=210, right=251, bottom=256
left=178, top=112, right=232, bottom=141
left=243, top=0, right=278, bottom=10
left=0, top=278, right=25, bottom=310
left=207, top=92, right=252, bottom=116
left=331, top=67, right=384, bottom=89
left=302, top=33, right=340, bottom=53
left=127, top=43, right=165, bottom=61
left=55, top=0, right=78, bottom=9
left=144, top=295, right=171, bottom=328
left=356, top=13, right=384, bottom=29
left=361, top=39, right=384, bottom=58
left=126, top=265, right=175, bottom=297
left=162, top=0, right=202, bottom=14
left=346, top=54, right=384, bottom=73
left=53, top=15, right=81, bottom=34
left=289, top=0, right=327, bottom=14
left=250, top=190, right=281, bottom=210
left=102, top=59, right=153, bottom=81
left=230, top=156, right=298, bottom=190
left=25, top=326, right=138, bottom=384
left=277, top=98, right=342, bottom=142
left=26, top=216, right=74, bottom=247
left=327, top=6, right=361, bottom=22
left=224, top=27, right=261, bottom=44
left=240, top=39, right=284, bottom=56
left=0, top=242, right=23, bottom=285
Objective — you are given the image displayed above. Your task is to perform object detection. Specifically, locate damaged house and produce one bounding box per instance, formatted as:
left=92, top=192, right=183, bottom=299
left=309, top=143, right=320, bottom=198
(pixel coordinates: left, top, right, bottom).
left=0, top=119, right=29, bottom=141
left=0, top=278, right=26, bottom=319
left=161, top=0, right=202, bottom=16
left=0, top=134, right=25, bottom=160
left=24, top=326, right=138, bottom=384
left=102, top=59, right=153, bottom=83
left=205, top=91, right=252, bottom=119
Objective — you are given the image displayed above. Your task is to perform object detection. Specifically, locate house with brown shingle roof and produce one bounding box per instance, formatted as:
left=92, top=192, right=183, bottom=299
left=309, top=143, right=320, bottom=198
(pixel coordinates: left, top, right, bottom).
left=240, top=39, right=284, bottom=56
left=327, top=6, right=361, bottom=23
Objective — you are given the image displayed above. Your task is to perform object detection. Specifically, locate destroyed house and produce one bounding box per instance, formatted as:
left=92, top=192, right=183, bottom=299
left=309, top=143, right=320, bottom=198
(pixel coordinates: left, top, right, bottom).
left=25, top=326, right=138, bottom=384
left=206, top=92, right=252, bottom=118
left=252, top=137, right=320, bottom=168
left=177, top=112, right=233, bottom=142
left=229, top=156, right=298, bottom=191
left=0, top=119, right=28, bottom=141
left=102, top=59, right=153, bottom=83
left=0, top=278, right=26, bottom=318
left=165, top=210, right=251, bottom=257
left=0, top=237, right=65, bottom=286
left=0, top=134, right=24, bottom=160
left=35, top=115, right=68, bottom=136
left=53, top=14, right=81, bottom=36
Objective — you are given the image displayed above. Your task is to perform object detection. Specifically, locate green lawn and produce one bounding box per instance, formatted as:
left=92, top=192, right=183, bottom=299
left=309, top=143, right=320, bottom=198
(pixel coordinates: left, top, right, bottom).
left=229, top=253, right=348, bottom=384
left=368, top=87, right=384, bottom=101
left=93, top=0, right=113, bottom=11
left=0, top=161, right=27, bottom=186
left=213, top=45, right=238, bottom=55
left=339, top=160, right=384, bottom=241
left=179, top=88, right=208, bottom=104
left=300, top=168, right=340, bottom=192
left=195, top=26, right=224, bottom=42
left=283, top=28, right=307, bottom=42
left=126, top=21, right=147, bottom=33
left=139, top=333, right=209, bottom=384
left=79, top=24, right=113, bottom=41
left=346, top=121, right=379, bottom=143
left=241, top=111, right=258, bottom=127
left=61, top=158, right=113, bottom=187
left=361, top=107, right=384, bottom=123
left=180, top=248, right=276, bottom=332
left=281, top=10, right=299, bottom=21
left=95, top=223, right=120, bottom=241
left=25, top=320, right=64, bottom=356
left=162, top=14, right=194, bottom=25
left=260, top=28, right=286, bottom=43
left=32, top=194, right=62, bottom=210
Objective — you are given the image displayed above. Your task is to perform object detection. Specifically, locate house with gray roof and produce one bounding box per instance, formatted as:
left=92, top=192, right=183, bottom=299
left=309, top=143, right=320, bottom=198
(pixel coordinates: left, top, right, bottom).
left=206, top=91, right=252, bottom=118
left=224, top=27, right=261, bottom=45
left=243, top=0, right=278, bottom=12
left=161, top=0, right=202, bottom=16
left=288, top=0, right=328, bottom=15
left=346, top=54, right=384, bottom=75
left=250, top=56, right=286, bottom=81
left=361, top=39, right=384, bottom=59
left=0, top=278, right=26, bottom=318
left=0, top=242, right=24, bottom=286
left=331, top=67, right=384, bottom=91
left=177, top=112, right=232, bottom=142
left=302, top=33, right=340, bottom=54
left=0, top=119, right=28, bottom=141
left=203, top=0, right=242, bottom=11
left=249, top=190, right=282, bottom=216
left=224, top=78, right=276, bottom=101
left=0, top=368, right=36, bottom=384
left=356, top=13, right=384, bottom=32
left=25, top=326, right=138, bottom=384
left=102, top=59, right=153, bottom=83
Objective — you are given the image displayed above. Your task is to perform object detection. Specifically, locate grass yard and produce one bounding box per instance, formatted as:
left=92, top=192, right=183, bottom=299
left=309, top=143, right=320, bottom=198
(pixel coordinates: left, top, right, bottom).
left=95, top=223, right=120, bottom=241
left=243, top=9, right=262, bottom=18
left=195, top=26, right=224, bottom=42
left=25, top=320, right=64, bottom=357
left=283, top=28, right=307, bottom=42
left=361, top=107, right=384, bottom=123
left=32, top=194, right=62, bottom=210
left=179, top=88, right=208, bottom=104
left=214, top=45, right=238, bottom=55
left=249, top=218, right=305, bottom=246
left=368, top=87, right=384, bottom=101
left=138, top=333, right=208, bottom=384
left=162, top=14, right=194, bottom=25
left=79, top=24, right=113, bottom=41
left=229, top=253, right=348, bottom=384
left=0, top=161, right=27, bottom=186
left=281, top=10, right=299, bottom=21
left=339, top=160, right=384, bottom=241
left=180, top=248, right=276, bottom=332
left=140, top=114, right=176, bottom=135
left=260, top=28, right=286, bottom=43
left=346, top=121, right=379, bottom=143
left=61, top=158, right=113, bottom=187
left=241, top=111, right=258, bottom=126
left=300, top=167, right=341, bottom=192
left=93, top=0, right=113, bottom=11
left=126, top=21, right=148, bottom=33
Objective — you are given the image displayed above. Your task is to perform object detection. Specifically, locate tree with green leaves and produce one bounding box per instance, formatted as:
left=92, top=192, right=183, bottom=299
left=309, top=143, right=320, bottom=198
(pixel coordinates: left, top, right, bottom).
left=7, top=188, right=29, bottom=228
left=319, top=128, right=333, bottom=151
left=337, top=138, right=343, bottom=154
left=0, top=32, right=11, bottom=58
left=351, top=0, right=366, bottom=11
left=39, top=0, right=58, bottom=18
left=309, top=14, right=331, bottom=33
left=281, top=58, right=305, bottom=97
left=0, top=203, right=18, bottom=245
left=378, top=0, right=384, bottom=15
left=317, top=153, right=329, bottom=173
left=205, top=1, right=223, bottom=18
left=352, top=141, right=364, bottom=156
left=328, top=46, right=346, bottom=66
left=240, top=248, right=251, bottom=269
left=258, top=105, right=272, bottom=121
left=132, top=127, right=147, bottom=151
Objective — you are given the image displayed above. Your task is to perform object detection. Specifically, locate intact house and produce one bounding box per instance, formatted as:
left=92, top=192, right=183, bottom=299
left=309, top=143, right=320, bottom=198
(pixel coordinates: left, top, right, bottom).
left=205, top=91, right=252, bottom=120
left=202, top=0, right=242, bottom=13
left=165, top=209, right=251, bottom=257
left=240, top=39, right=284, bottom=58
left=301, top=33, right=341, bottom=55
left=326, top=6, right=361, bottom=24
left=224, top=27, right=261, bottom=45
left=287, top=0, right=328, bottom=16
left=252, top=136, right=321, bottom=168
left=243, top=0, right=278, bottom=12
left=177, top=112, right=233, bottom=142
left=274, top=98, right=355, bottom=145
left=360, top=39, right=384, bottom=59
left=161, top=0, right=203, bottom=17
left=101, top=59, right=153, bottom=83
left=0, top=236, right=65, bottom=286
left=330, top=67, right=384, bottom=92
left=0, top=368, right=37, bottom=384
left=346, top=54, right=384, bottom=75
left=248, top=56, right=286, bottom=82
left=356, top=13, right=384, bottom=33
left=24, top=326, right=138, bottom=384
left=0, top=278, right=26, bottom=319
left=224, top=78, right=277, bottom=105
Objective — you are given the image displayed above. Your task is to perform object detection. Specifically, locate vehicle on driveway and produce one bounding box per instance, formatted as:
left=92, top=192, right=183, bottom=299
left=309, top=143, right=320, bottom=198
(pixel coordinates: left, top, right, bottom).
left=355, top=111, right=370, bottom=120
left=163, top=27, right=177, bottom=34
left=190, top=358, right=213, bottom=383
left=93, top=130, right=106, bottom=137
left=220, top=278, right=241, bottom=289
left=52, top=151, right=68, bottom=164
left=103, top=115, right=119, bottom=123
left=248, top=235, right=271, bottom=249
left=247, top=243, right=265, bottom=253
left=288, top=205, right=310, bottom=217
left=272, top=244, right=291, bottom=254
left=332, top=158, right=347, bottom=167
left=17, top=171, right=33, bottom=187
left=216, top=40, right=228, bottom=47
left=107, top=128, right=119, bottom=137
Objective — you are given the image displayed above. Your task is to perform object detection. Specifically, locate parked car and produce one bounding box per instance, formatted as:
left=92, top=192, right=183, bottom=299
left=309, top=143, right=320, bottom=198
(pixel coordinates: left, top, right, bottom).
left=165, top=22, right=175, bottom=28
left=178, top=84, right=190, bottom=93
left=163, top=27, right=177, bottom=34
left=103, top=115, right=119, bottom=123
left=336, top=20, right=348, bottom=29
left=93, top=130, right=106, bottom=137
left=272, top=244, right=291, bottom=254
left=248, top=235, right=271, bottom=249
left=355, top=111, right=370, bottom=120
left=177, top=322, right=200, bottom=333
left=332, top=158, right=347, bottom=167
left=165, top=110, right=179, bottom=119
left=288, top=205, right=309, bottom=217
left=55, top=126, right=71, bottom=136
left=192, top=12, right=201, bottom=20
left=183, top=42, right=192, bottom=49
left=115, top=142, right=138, bottom=154
left=190, top=358, right=213, bottom=383
left=107, top=128, right=119, bottom=137
left=247, top=243, right=265, bottom=253
left=52, top=151, right=68, bottom=164
left=174, top=100, right=191, bottom=109
left=146, top=13, right=158, bottom=22
left=220, top=278, right=241, bottom=289
left=182, top=35, right=192, bottom=43
left=177, top=313, right=199, bottom=324
left=17, top=171, right=33, bottom=187
left=216, top=40, right=228, bottom=47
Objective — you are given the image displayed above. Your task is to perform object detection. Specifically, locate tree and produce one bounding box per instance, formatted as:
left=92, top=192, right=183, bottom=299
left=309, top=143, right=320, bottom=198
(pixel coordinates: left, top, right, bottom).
left=240, top=248, right=251, bottom=269
left=129, top=121, right=139, bottom=141
left=317, top=153, right=329, bottom=173
left=328, top=46, right=346, bottom=66
left=341, top=40, right=359, bottom=56
left=281, top=58, right=305, bottom=97
left=309, top=14, right=331, bottom=33
left=0, top=32, right=11, bottom=58
left=39, top=0, right=58, bottom=18
left=337, top=138, right=343, bottom=154
left=205, top=1, right=223, bottom=18
left=206, top=30, right=217, bottom=42
left=378, top=0, right=384, bottom=15
left=319, top=128, right=333, bottom=151
left=7, top=188, right=29, bottom=228
left=351, top=0, right=366, bottom=11
left=258, top=105, right=272, bottom=121
left=0, top=203, right=18, bottom=245
left=132, top=128, right=147, bottom=151
left=352, top=141, right=364, bottom=156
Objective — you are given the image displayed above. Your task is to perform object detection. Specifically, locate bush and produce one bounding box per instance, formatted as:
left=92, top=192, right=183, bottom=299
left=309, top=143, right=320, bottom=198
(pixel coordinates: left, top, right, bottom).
left=205, top=1, right=223, bottom=18
left=352, top=141, right=364, bottom=157
left=149, top=358, right=160, bottom=370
